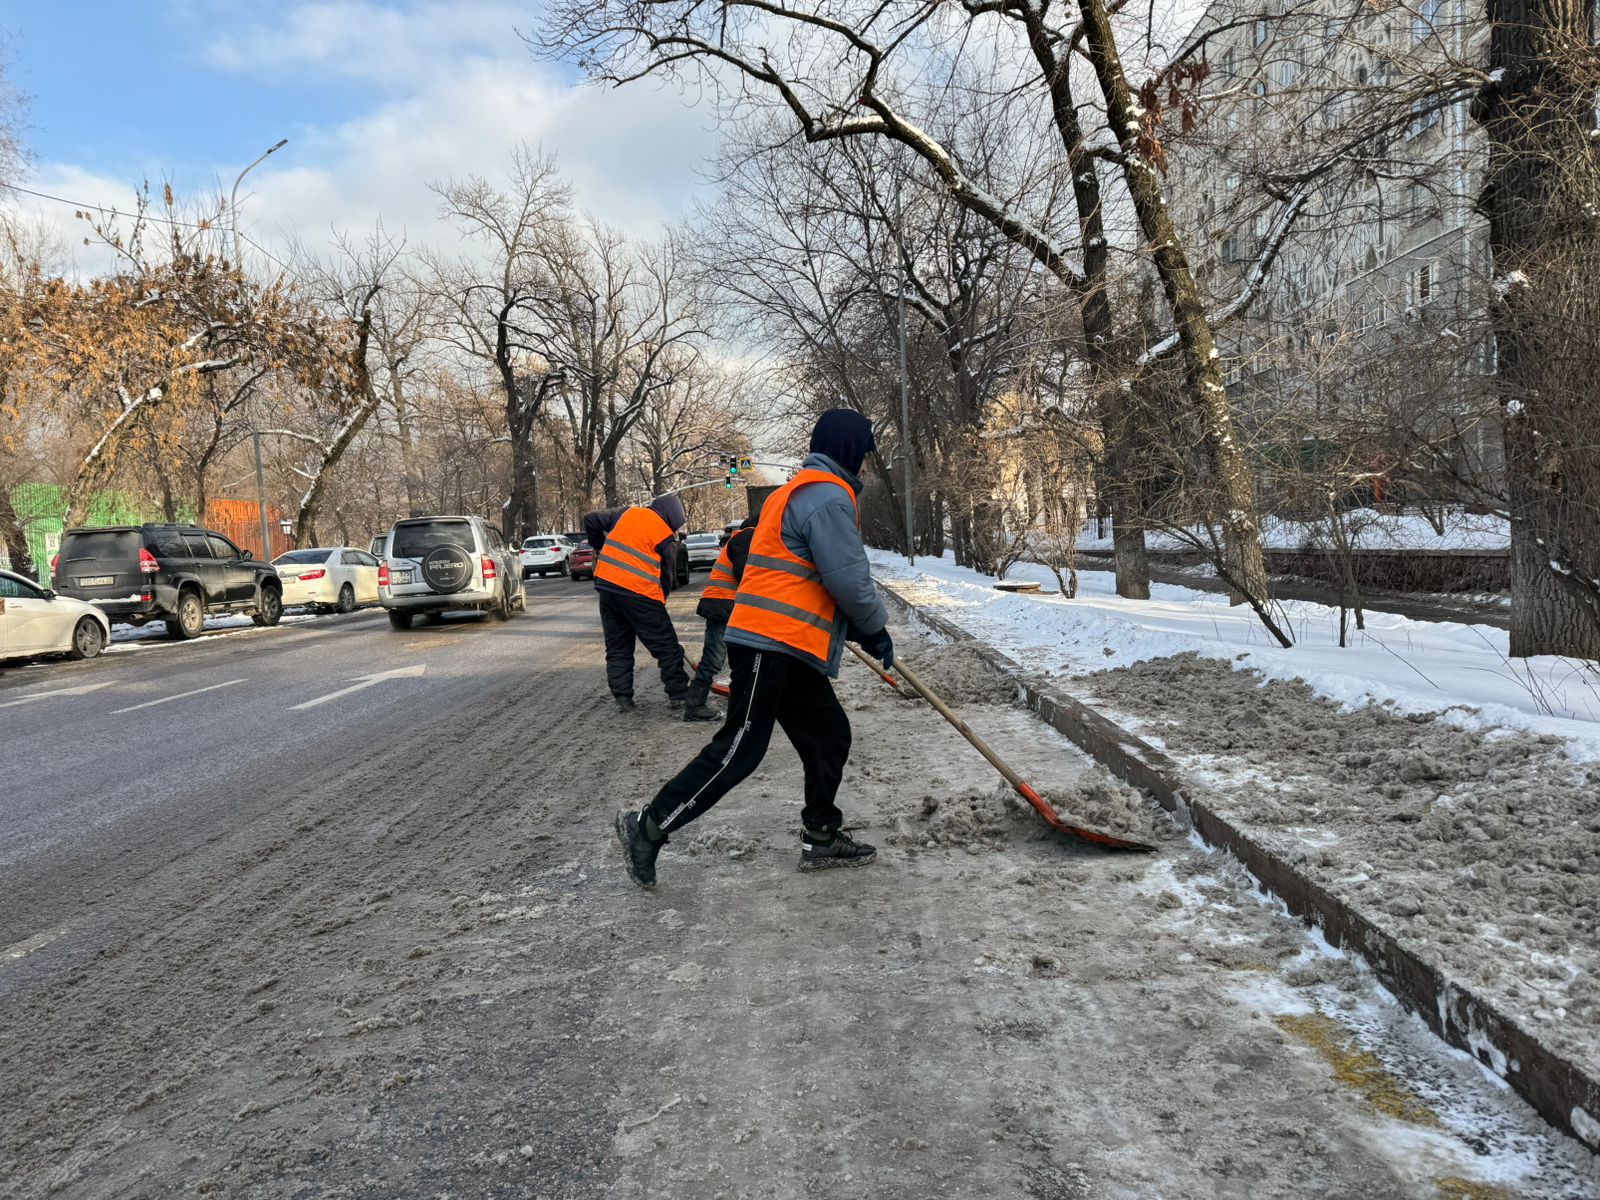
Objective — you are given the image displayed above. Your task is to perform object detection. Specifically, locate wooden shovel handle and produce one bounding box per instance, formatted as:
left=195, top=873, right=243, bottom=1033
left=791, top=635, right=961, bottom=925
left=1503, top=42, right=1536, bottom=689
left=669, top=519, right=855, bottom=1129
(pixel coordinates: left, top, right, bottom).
left=846, top=642, right=904, bottom=693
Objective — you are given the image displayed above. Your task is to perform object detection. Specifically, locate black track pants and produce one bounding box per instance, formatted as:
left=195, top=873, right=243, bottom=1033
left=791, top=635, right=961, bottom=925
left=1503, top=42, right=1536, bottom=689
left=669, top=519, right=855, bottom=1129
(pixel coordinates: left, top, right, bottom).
left=644, top=645, right=851, bottom=836
left=598, top=589, right=688, bottom=701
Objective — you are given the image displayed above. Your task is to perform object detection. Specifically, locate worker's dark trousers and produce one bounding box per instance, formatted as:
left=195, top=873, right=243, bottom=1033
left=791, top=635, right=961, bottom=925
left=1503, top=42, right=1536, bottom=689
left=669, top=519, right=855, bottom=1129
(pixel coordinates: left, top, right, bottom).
left=644, top=646, right=851, bottom=836
left=598, top=589, right=688, bottom=701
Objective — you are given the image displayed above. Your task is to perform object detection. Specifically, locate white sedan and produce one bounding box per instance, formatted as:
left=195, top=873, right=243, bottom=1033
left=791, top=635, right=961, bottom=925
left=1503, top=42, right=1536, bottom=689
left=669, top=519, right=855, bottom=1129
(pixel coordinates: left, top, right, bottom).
left=0, top=568, right=112, bottom=662
left=271, top=547, right=381, bottom=613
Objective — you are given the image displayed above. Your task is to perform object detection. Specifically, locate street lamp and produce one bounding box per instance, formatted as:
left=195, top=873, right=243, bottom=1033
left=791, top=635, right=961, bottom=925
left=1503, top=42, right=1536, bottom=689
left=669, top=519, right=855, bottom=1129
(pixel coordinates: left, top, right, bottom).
left=230, top=138, right=288, bottom=563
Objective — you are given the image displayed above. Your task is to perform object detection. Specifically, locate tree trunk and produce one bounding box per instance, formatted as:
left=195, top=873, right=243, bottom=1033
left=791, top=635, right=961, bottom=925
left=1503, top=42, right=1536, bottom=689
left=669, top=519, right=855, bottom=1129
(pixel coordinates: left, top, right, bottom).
left=1075, top=0, right=1270, bottom=612
left=393, top=373, right=423, bottom=518
left=1474, top=0, right=1600, bottom=657
left=0, top=485, right=36, bottom=579
left=603, top=452, right=619, bottom=508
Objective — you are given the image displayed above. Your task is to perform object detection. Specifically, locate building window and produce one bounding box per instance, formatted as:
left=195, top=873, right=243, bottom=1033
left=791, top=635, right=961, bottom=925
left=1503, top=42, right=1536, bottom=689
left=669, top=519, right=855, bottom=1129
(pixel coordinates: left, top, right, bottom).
left=1253, top=18, right=1269, bottom=46
left=1414, top=0, right=1442, bottom=41
left=1408, top=261, right=1437, bottom=307
left=1407, top=100, right=1443, bottom=139
left=1221, top=47, right=1235, bottom=81
left=1221, top=235, right=1241, bottom=264
left=1252, top=78, right=1268, bottom=99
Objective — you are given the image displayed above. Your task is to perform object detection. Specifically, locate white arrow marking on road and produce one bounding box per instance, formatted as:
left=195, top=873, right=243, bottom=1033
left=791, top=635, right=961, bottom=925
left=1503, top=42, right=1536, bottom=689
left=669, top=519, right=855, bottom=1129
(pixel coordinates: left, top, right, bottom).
left=291, top=664, right=427, bottom=711
left=0, top=681, right=116, bottom=709
left=113, top=678, right=247, bottom=715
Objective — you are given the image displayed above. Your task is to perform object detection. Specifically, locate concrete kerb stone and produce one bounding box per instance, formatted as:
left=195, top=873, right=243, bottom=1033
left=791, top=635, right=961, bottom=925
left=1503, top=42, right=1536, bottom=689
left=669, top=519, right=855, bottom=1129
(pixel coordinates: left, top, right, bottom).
left=878, top=578, right=1600, bottom=1155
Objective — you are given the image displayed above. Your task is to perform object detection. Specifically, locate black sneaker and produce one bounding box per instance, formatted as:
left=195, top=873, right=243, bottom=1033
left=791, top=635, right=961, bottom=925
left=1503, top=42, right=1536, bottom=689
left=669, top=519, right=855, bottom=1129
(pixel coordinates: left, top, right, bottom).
left=615, top=810, right=665, bottom=888
left=799, top=828, right=877, bottom=871
left=683, top=702, right=722, bottom=722
left=614, top=695, right=636, bottom=714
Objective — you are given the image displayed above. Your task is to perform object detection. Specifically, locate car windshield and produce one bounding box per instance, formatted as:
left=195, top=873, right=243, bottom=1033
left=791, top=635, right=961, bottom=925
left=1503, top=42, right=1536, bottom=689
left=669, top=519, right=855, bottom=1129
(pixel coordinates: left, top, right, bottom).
left=274, top=549, right=333, bottom=565
left=392, top=519, right=472, bottom=559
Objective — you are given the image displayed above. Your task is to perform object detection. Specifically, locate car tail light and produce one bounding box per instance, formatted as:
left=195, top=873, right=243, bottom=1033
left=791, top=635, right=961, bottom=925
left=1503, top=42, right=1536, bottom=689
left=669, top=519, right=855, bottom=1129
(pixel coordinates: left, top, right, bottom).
left=300, top=569, right=326, bottom=581
left=482, top=555, right=497, bottom=582
left=139, top=548, right=160, bottom=575
left=378, top=561, right=390, bottom=586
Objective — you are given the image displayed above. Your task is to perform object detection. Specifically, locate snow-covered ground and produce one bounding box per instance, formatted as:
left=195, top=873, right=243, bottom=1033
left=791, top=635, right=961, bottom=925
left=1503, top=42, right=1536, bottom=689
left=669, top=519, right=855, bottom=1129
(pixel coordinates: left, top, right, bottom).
left=870, top=549, right=1600, bottom=759
left=1077, top=508, right=1510, bottom=554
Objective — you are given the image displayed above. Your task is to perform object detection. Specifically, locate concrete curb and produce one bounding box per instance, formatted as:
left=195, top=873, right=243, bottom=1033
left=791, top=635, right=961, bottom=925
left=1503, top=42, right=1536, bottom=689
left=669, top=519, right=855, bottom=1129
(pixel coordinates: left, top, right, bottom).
left=879, top=579, right=1600, bottom=1154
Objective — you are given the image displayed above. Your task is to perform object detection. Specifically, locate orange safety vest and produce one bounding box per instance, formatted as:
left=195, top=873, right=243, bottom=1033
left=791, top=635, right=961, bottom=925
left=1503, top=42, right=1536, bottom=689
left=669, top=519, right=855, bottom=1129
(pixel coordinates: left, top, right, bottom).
left=727, top=469, right=856, bottom=664
left=594, top=506, right=673, bottom=603
left=702, top=529, right=749, bottom=604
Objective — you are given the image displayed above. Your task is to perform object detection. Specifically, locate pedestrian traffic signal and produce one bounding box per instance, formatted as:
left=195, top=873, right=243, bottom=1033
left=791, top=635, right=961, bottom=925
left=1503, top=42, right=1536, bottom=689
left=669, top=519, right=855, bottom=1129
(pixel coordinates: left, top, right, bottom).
left=738, top=456, right=753, bottom=473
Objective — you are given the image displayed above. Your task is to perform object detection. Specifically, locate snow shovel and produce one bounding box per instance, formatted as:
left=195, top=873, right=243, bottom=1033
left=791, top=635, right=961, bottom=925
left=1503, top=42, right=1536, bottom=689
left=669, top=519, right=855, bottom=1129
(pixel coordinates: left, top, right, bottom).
left=684, top=658, right=731, bottom=698
left=844, top=642, right=905, bottom=694
left=866, top=649, right=1155, bottom=853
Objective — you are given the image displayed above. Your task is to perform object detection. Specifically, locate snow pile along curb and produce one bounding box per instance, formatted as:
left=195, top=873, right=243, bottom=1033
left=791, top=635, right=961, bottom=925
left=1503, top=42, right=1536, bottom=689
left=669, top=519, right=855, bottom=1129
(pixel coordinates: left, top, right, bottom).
left=878, top=576, right=1600, bottom=1156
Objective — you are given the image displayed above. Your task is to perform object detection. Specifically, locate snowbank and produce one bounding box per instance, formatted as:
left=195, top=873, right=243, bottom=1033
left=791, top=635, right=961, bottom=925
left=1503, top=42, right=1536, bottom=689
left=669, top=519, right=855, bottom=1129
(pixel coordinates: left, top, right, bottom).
left=868, top=550, right=1600, bottom=759
left=1076, top=509, right=1510, bottom=554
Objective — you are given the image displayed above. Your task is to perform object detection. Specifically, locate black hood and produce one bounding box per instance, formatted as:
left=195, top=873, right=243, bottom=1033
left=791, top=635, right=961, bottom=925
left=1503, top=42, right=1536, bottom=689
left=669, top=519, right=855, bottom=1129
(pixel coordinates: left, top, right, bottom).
left=808, top=409, right=876, bottom=477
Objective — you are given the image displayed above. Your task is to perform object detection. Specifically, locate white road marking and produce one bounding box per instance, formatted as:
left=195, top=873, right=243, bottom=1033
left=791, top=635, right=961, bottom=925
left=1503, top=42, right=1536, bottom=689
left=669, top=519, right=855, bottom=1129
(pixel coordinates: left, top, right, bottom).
left=2, top=924, right=70, bottom=966
left=0, top=681, right=115, bottom=709
left=112, top=678, right=247, bottom=715
left=291, top=664, right=427, bottom=711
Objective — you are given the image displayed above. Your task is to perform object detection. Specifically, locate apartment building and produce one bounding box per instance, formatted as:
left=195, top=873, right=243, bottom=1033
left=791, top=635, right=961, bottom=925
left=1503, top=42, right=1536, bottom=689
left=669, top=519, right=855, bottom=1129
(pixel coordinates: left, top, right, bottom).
left=1167, top=0, right=1500, bottom=485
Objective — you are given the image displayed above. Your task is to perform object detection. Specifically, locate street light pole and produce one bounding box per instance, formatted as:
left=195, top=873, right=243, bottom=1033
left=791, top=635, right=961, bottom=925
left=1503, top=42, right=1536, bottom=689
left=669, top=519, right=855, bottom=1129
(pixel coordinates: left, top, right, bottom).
left=895, top=169, right=915, bottom=564
left=230, top=138, right=288, bottom=560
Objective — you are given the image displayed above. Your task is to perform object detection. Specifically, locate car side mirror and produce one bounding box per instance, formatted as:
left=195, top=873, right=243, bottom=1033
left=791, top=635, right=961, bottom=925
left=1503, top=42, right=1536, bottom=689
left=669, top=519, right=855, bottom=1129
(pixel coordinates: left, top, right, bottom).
left=242, top=549, right=253, bottom=560
left=42, top=589, right=55, bottom=601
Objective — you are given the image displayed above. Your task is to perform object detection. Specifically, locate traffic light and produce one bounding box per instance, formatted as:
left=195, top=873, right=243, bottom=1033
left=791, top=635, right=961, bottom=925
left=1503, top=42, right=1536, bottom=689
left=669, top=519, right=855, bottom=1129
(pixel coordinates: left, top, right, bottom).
left=725, top=476, right=735, bottom=490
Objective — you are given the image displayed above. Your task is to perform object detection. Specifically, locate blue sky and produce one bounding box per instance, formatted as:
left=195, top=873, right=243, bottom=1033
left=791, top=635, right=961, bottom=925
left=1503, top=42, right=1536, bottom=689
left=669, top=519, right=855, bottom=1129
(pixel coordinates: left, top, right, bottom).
left=2, top=1, right=720, bottom=263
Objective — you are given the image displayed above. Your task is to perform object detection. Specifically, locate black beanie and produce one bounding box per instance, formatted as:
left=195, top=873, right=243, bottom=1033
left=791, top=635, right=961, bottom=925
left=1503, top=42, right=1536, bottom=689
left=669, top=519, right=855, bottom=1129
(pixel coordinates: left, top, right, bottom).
left=808, top=408, right=876, bottom=476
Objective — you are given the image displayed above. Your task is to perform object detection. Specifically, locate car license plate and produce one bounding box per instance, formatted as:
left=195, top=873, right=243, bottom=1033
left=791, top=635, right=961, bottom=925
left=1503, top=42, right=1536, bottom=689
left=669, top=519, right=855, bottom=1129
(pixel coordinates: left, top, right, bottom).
left=78, top=576, right=114, bottom=587
left=392, top=569, right=414, bottom=584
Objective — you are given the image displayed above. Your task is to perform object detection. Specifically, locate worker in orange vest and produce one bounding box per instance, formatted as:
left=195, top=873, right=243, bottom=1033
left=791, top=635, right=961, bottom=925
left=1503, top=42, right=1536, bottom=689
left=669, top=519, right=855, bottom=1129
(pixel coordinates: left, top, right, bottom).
left=682, top=515, right=757, bottom=722
left=583, top=493, right=691, bottom=713
left=615, top=410, right=893, bottom=886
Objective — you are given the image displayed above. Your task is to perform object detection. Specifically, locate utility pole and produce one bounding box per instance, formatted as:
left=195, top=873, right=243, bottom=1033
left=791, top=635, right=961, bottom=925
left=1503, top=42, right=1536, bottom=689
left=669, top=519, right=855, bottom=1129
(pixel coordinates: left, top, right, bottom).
left=895, top=169, right=915, bottom=563
left=231, top=138, right=288, bottom=560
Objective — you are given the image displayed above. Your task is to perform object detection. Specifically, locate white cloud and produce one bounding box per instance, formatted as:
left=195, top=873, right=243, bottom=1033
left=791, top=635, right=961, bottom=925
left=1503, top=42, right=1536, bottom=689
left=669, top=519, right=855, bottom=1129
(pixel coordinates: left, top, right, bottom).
left=6, top=1, right=723, bottom=274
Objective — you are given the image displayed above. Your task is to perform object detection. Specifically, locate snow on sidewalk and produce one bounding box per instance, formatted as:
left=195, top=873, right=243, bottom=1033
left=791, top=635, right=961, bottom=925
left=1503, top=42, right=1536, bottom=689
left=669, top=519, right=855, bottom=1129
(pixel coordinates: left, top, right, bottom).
left=869, top=549, right=1600, bottom=759
left=1076, top=507, right=1511, bottom=554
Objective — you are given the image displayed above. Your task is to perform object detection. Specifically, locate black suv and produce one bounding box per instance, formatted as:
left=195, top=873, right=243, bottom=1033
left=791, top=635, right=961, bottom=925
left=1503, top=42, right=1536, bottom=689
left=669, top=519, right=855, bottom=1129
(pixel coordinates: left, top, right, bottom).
left=53, top=524, right=285, bottom=639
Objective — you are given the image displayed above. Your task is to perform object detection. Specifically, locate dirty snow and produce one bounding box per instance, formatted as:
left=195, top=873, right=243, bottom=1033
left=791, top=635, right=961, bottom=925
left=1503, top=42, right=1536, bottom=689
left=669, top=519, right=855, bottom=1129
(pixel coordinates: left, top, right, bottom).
left=870, top=550, right=1600, bottom=758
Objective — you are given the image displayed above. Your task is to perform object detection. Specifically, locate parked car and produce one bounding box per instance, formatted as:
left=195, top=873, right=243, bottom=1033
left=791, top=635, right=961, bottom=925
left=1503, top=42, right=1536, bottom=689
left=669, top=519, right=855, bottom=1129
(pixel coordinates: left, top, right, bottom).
left=273, top=547, right=381, bottom=612
left=566, top=543, right=597, bottom=581
left=519, top=535, right=570, bottom=579
left=684, top=532, right=722, bottom=571
left=378, top=515, right=524, bottom=630
left=0, top=568, right=111, bottom=662
left=52, top=524, right=284, bottom=639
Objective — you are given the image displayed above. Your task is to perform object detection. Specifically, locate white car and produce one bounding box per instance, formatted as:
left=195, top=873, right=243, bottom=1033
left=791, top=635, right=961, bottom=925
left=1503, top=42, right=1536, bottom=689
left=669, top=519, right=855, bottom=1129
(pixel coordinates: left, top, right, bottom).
left=684, top=532, right=722, bottom=571
left=0, top=567, right=112, bottom=662
left=519, top=535, right=570, bottom=579
left=272, top=547, right=381, bottom=613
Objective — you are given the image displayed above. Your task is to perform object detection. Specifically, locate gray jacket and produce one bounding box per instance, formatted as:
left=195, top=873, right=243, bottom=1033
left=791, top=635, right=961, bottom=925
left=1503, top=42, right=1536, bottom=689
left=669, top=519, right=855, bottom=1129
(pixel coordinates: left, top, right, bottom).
left=725, top=452, right=888, bottom=677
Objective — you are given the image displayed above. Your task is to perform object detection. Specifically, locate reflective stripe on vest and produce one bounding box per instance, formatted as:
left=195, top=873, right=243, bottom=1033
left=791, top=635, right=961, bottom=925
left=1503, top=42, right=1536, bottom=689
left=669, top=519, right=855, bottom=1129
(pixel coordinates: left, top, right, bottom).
left=727, top=469, right=857, bottom=664
left=701, top=531, right=746, bottom=604
left=593, top=506, right=673, bottom=602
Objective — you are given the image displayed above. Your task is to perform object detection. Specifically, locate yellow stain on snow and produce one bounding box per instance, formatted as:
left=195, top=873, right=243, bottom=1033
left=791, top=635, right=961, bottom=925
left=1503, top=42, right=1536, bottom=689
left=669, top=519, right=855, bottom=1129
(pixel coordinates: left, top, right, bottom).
left=1273, top=1012, right=1441, bottom=1127
left=1433, top=1178, right=1512, bottom=1200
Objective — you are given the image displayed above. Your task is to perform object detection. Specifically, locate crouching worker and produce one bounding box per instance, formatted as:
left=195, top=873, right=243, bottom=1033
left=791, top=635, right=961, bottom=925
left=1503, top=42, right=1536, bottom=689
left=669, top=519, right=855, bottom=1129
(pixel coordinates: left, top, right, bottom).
left=584, top=493, right=691, bottom=714
left=616, top=409, right=895, bottom=887
left=682, top=515, right=757, bottom=723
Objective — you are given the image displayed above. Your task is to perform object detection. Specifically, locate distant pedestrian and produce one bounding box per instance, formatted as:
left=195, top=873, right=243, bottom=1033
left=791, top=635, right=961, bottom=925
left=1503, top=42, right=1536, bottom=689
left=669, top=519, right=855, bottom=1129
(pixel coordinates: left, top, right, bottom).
left=615, top=409, right=894, bottom=886
left=681, top=515, right=757, bottom=722
left=584, top=494, right=691, bottom=713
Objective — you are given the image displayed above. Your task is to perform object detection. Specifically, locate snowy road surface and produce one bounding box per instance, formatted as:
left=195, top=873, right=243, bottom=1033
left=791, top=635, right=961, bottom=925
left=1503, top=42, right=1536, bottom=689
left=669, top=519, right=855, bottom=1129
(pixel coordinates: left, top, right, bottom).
left=1, top=579, right=1595, bottom=1197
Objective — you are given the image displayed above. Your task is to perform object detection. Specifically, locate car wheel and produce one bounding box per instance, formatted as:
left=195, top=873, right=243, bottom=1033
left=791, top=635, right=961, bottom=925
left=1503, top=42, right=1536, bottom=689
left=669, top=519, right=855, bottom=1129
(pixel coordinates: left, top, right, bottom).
left=335, top=583, right=356, bottom=614
left=388, top=609, right=414, bottom=630
left=166, top=589, right=205, bottom=639
left=557, top=559, right=570, bottom=577
left=252, top=586, right=284, bottom=627
left=69, top=616, right=106, bottom=660
left=492, top=582, right=513, bottom=621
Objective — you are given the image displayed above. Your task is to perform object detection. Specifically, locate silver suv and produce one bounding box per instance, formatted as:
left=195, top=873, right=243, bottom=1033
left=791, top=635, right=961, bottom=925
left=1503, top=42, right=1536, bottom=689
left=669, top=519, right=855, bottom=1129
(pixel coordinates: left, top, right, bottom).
left=378, top=516, right=525, bottom=630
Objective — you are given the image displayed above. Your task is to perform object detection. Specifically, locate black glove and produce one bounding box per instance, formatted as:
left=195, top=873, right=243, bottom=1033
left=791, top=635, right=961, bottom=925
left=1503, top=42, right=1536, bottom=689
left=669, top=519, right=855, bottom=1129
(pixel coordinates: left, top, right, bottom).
left=855, top=626, right=894, bottom=669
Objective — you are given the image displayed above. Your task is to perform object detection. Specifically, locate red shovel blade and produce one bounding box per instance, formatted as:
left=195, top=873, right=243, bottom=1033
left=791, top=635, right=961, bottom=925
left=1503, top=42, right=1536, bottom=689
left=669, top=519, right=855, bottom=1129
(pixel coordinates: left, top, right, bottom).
left=1017, top=781, right=1156, bottom=852
left=688, top=661, right=732, bottom=698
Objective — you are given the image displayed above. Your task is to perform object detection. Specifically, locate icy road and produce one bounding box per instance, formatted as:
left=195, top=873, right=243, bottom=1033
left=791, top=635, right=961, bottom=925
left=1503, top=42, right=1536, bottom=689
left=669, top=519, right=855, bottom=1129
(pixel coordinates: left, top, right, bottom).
left=1, top=580, right=1595, bottom=1198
